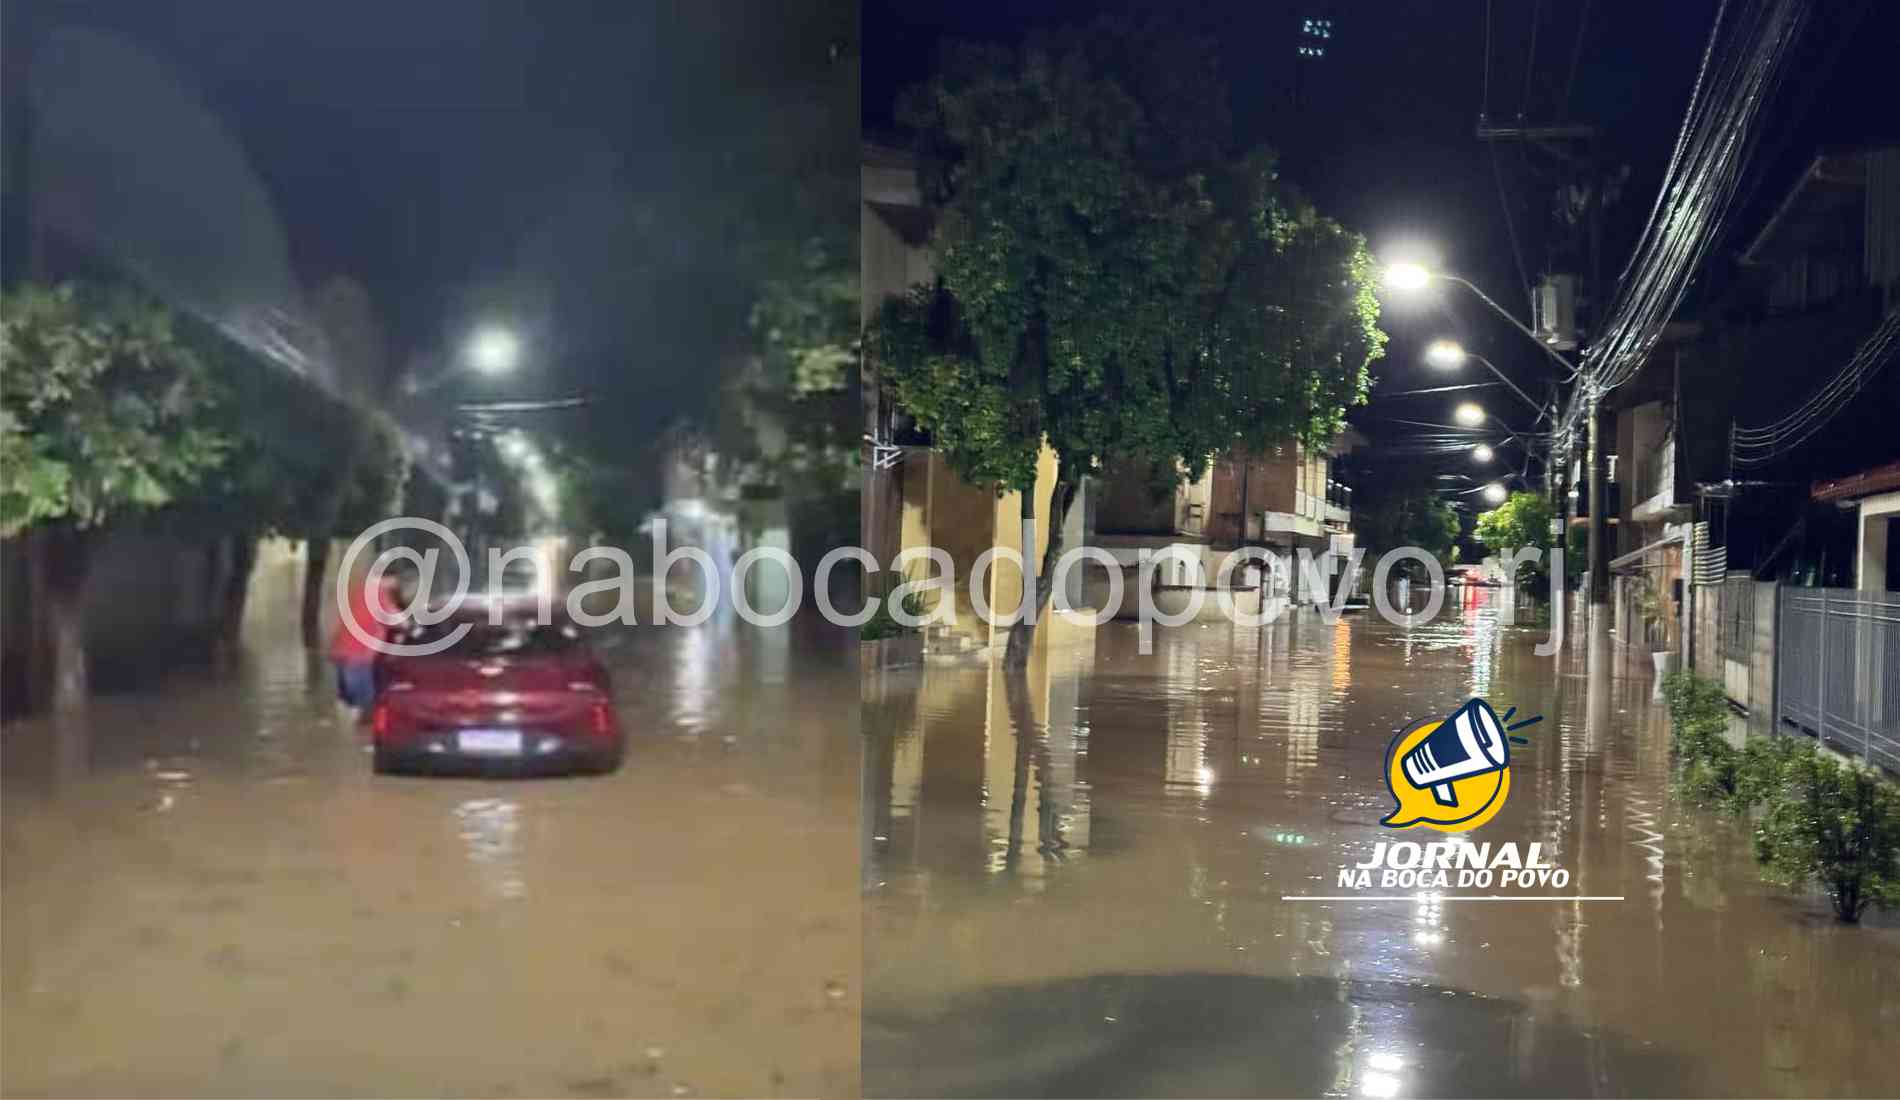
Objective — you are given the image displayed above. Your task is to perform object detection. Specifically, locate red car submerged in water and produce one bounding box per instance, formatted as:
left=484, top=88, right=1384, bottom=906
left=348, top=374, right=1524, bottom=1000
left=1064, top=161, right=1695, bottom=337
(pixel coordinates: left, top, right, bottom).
left=370, top=609, right=622, bottom=775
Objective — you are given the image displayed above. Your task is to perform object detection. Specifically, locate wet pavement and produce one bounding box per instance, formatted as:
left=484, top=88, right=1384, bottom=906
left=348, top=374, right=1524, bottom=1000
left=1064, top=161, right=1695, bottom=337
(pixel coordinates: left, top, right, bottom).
left=863, top=596, right=1900, bottom=1098
left=1, top=611, right=859, bottom=1098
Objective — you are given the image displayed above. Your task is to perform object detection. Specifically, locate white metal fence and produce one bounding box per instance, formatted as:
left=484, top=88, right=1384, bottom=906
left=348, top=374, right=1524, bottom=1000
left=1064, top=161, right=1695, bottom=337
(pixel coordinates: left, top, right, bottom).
left=1777, top=587, right=1900, bottom=773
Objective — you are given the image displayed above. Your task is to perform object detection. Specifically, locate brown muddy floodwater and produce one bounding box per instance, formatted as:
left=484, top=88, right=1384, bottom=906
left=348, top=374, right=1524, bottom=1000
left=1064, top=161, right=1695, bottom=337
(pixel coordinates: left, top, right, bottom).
left=2, top=614, right=859, bottom=1098
left=863, top=596, right=1900, bottom=1098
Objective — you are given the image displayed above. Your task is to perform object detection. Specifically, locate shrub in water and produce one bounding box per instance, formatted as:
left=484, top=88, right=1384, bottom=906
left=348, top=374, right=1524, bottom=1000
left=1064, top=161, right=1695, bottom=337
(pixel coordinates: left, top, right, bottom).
left=1751, top=741, right=1900, bottom=922
left=859, top=590, right=930, bottom=641
left=1662, top=670, right=1732, bottom=762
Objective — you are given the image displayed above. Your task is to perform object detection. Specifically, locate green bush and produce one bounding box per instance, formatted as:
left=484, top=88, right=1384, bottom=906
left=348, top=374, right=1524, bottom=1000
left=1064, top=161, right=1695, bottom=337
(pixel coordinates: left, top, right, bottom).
left=859, top=590, right=929, bottom=641
left=1661, top=670, right=1733, bottom=763
left=1752, top=745, right=1900, bottom=923
left=1677, top=736, right=1746, bottom=809
left=1661, top=670, right=1900, bottom=922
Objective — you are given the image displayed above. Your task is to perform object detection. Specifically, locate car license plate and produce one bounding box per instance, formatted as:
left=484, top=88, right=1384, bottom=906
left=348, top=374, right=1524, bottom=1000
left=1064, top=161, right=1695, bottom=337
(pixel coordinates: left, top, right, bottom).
left=459, top=729, right=523, bottom=756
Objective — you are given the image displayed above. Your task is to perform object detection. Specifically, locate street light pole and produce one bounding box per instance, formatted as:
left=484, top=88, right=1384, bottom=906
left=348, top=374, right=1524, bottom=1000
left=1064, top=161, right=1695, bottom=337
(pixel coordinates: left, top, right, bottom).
left=1434, top=273, right=1579, bottom=380
left=1387, top=264, right=1581, bottom=642
left=1466, top=351, right=1548, bottom=422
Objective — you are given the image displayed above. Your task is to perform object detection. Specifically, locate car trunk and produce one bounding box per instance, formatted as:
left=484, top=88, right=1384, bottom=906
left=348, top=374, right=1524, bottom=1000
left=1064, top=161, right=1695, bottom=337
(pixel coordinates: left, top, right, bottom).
left=382, top=653, right=603, bottom=728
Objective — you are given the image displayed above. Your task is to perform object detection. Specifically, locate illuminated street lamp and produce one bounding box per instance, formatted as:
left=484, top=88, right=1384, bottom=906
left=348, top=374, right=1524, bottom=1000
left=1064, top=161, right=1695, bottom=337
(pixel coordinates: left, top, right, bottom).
left=1382, top=262, right=1433, bottom=292
left=1379, top=260, right=1576, bottom=377
left=403, top=323, right=522, bottom=395
left=1453, top=402, right=1487, bottom=427
left=1482, top=482, right=1508, bottom=504
left=466, top=324, right=521, bottom=376
left=1472, top=443, right=1495, bottom=463
left=1424, top=338, right=1466, bottom=368
left=1422, top=337, right=1548, bottom=417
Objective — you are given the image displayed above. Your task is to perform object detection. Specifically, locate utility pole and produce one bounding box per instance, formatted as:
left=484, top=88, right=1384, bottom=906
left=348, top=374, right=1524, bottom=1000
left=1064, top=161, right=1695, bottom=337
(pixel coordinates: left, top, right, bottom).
left=1476, top=119, right=1607, bottom=630
left=1585, top=151, right=1609, bottom=622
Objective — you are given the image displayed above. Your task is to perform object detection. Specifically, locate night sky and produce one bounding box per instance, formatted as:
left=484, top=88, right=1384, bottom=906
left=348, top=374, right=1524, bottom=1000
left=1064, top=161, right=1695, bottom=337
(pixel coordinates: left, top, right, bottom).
left=3, top=0, right=1889, bottom=477
left=864, top=0, right=1892, bottom=473
left=4, top=0, right=856, bottom=455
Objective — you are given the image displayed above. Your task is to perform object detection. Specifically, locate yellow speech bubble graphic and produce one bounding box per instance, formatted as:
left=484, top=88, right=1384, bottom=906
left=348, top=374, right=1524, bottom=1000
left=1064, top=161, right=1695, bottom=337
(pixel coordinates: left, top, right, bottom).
left=1380, top=716, right=1510, bottom=832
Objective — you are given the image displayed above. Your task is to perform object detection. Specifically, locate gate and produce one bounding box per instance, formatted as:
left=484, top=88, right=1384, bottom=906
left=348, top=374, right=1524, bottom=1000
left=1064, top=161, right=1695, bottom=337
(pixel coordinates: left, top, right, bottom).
left=1777, top=587, right=1900, bottom=773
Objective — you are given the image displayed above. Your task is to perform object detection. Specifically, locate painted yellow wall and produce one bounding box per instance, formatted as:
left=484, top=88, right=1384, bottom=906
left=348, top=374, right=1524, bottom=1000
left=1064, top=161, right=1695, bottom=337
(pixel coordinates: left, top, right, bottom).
left=890, top=443, right=1094, bottom=655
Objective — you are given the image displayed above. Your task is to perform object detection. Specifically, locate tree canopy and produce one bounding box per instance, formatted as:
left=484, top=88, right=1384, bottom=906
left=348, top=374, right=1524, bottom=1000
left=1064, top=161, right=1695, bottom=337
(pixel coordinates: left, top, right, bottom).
left=1474, top=490, right=1554, bottom=552
left=1355, top=471, right=1462, bottom=567
left=0, top=283, right=228, bottom=537
left=870, top=23, right=1385, bottom=499
left=1474, top=489, right=1582, bottom=594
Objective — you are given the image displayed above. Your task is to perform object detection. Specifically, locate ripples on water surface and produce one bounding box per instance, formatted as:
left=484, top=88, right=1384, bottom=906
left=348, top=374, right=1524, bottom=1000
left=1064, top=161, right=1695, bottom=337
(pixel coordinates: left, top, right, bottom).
left=2, top=601, right=860, bottom=1098
left=864, top=599, right=1900, bottom=1098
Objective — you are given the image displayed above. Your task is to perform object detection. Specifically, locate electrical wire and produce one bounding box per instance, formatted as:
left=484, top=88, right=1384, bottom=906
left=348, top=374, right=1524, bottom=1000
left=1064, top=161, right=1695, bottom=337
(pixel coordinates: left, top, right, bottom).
left=1492, top=145, right=1537, bottom=315
left=1552, top=0, right=1812, bottom=446
left=1520, top=0, right=1543, bottom=119
left=1731, top=308, right=1900, bottom=466
left=1481, top=0, right=1494, bottom=121
left=1560, top=0, right=1593, bottom=122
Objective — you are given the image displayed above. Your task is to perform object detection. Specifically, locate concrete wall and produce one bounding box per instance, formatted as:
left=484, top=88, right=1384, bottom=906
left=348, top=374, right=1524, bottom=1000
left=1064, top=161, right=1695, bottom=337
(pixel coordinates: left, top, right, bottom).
left=861, top=147, right=935, bottom=579
left=1692, top=581, right=1721, bottom=680
left=1858, top=491, right=1898, bottom=591
left=1684, top=577, right=1779, bottom=737
left=1747, top=581, right=1778, bottom=736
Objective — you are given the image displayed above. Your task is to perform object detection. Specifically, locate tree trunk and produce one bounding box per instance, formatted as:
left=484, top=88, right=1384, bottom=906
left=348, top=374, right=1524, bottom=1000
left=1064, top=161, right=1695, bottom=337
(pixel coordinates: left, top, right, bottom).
left=214, top=535, right=259, bottom=663
left=301, top=537, right=332, bottom=650
left=1003, top=670, right=1036, bottom=871
left=34, top=526, right=93, bottom=714
left=24, top=530, right=51, bottom=711
left=1003, top=478, right=1078, bottom=670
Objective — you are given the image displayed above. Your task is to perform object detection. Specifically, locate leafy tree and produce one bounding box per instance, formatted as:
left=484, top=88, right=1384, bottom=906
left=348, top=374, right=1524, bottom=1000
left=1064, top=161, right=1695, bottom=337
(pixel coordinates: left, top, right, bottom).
left=334, top=413, right=410, bottom=533
left=872, top=23, right=1384, bottom=665
left=0, top=283, right=229, bottom=709
left=1353, top=468, right=1461, bottom=578
left=1473, top=490, right=1552, bottom=554
left=549, top=444, right=659, bottom=548
left=1474, top=489, right=1579, bottom=597
left=149, top=319, right=409, bottom=655
left=298, top=411, right=410, bottom=646
left=302, top=273, right=399, bottom=647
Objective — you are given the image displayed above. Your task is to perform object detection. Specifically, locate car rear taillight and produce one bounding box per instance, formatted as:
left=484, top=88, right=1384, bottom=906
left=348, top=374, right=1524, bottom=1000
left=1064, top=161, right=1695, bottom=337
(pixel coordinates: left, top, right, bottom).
left=591, top=701, right=612, bottom=737
left=372, top=701, right=391, bottom=737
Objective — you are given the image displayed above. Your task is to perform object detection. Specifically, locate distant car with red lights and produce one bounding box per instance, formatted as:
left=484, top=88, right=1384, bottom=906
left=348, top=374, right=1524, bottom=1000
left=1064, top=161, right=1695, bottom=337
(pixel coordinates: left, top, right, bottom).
left=370, top=609, right=622, bottom=775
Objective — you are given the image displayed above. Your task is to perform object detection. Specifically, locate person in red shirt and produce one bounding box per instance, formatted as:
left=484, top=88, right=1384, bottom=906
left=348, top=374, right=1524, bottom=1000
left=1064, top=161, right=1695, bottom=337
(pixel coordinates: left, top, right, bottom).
left=330, top=572, right=402, bottom=714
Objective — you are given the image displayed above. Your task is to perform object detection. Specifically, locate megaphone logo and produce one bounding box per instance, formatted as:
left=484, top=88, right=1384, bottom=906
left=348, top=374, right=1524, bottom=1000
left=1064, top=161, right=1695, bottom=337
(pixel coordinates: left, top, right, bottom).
left=1381, top=698, right=1539, bottom=832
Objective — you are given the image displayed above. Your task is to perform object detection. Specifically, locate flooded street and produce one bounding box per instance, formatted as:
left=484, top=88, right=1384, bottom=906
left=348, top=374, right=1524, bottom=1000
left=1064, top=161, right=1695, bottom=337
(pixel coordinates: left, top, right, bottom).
left=864, top=599, right=1900, bottom=1098
left=1, top=611, right=860, bottom=1098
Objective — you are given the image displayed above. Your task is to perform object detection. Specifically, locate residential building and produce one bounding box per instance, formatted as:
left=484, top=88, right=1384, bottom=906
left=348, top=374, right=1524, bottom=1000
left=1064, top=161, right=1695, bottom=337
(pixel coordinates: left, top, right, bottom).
left=1603, top=146, right=1899, bottom=618
left=1595, top=145, right=1899, bottom=750
left=1091, top=432, right=1360, bottom=611
left=1811, top=461, right=1900, bottom=593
